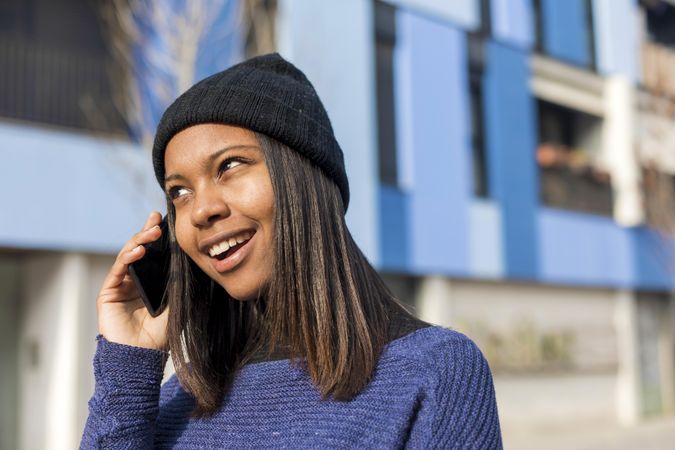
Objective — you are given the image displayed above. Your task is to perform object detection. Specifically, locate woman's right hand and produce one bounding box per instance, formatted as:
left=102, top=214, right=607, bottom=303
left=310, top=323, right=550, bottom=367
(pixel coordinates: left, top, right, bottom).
left=96, top=211, right=170, bottom=350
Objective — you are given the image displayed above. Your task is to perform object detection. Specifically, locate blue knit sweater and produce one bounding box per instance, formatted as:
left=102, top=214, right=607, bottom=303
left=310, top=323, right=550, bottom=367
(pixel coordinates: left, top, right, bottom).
left=80, top=320, right=502, bottom=449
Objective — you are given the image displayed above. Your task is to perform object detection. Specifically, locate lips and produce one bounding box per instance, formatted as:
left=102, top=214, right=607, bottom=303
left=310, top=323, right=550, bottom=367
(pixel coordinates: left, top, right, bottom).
left=208, top=230, right=257, bottom=273
left=208, top=231, right=254, bottom=258
left=198, top=228, right=257, bottom=255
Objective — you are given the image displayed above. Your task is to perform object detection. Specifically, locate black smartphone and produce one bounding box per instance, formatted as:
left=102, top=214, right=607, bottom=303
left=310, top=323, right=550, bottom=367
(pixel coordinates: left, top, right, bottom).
left=128, top=216, right=171, bottom=317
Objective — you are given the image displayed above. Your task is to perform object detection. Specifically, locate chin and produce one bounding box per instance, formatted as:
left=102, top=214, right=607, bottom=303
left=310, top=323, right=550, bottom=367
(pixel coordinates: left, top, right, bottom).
left=216, top=281, right=262, bottom=302
left=227, top=291, right=258, bottom=302
left=209, top=267, right=271, bottom=302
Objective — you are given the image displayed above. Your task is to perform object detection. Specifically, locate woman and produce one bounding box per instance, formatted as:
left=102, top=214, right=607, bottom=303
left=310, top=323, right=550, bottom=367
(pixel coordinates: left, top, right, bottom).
left=80, top=53, right=502, bottom=449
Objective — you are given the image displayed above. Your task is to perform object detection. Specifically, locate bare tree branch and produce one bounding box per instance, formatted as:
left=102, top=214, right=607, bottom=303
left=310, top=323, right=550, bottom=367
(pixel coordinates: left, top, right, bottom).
left=99, top=0, right=241, bottom=150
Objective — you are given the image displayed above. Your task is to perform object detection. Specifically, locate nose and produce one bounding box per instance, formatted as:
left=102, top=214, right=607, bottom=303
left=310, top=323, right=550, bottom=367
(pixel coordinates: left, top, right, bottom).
left=190, top=184, right=231, bottom=227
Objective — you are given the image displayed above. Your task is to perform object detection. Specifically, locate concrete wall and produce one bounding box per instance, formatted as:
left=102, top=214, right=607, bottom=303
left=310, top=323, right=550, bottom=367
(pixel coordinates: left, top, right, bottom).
left=9, top=250, right=176, bottom=449
left=412, top=277, right=628, bottom=430
left=16, top=252, right=109, bottom=450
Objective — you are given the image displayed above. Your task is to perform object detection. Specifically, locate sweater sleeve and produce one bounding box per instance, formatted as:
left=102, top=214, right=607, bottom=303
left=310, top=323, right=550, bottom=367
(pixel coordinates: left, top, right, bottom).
left=407, top=332, right=503, bottom=450
left=79, top=335, right=169, bottom=450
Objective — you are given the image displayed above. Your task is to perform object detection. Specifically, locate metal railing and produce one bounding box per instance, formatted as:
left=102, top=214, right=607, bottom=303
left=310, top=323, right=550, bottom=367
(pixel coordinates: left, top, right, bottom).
left=0, top=37, right=127, bottom=134
left=539, top=166, right=614, bottom=217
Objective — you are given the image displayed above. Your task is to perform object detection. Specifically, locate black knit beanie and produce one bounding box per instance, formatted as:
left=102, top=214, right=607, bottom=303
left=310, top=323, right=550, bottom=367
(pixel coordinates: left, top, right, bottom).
left=152, top=52, right=349, bottom=211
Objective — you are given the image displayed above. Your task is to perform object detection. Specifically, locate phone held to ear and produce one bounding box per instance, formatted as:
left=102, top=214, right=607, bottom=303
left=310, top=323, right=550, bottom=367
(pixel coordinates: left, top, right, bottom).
left=129, top=216, right=171, bottom=317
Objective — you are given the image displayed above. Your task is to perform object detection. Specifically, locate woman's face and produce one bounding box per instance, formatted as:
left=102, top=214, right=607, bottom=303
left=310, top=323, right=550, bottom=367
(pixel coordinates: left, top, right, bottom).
left=164, top=124, right=275, bottom=301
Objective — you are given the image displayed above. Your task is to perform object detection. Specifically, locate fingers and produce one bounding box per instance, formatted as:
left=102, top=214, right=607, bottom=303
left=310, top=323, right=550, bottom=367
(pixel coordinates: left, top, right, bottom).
left=123, top=211, right=163, bottom=254
left=101, top=242, right=145, bottom=292
left=142, top=211, right=163, bottom=231
left=101, top=212, right=164, bottom=291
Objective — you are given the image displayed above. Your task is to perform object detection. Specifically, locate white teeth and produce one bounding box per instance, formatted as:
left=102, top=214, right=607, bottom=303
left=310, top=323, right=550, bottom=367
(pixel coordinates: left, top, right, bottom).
left=207, top=232, right=253, bottom=257
left=208, top=241, right=230, bottom=257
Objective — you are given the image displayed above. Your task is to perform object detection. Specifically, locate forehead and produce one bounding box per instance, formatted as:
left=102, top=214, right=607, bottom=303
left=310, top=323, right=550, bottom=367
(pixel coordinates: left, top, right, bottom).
left=165, top=124, right=259, bottom=169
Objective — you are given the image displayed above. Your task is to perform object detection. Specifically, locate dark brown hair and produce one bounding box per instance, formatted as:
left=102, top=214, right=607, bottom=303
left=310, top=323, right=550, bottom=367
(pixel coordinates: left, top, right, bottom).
left=165, top=132, right=414, bottom=418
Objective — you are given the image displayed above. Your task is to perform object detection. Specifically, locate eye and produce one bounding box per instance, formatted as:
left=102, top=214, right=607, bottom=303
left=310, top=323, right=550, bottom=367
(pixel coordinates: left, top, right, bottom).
left=218, top=157, right=246, bottom=176
left=167, top=186, right=190, bottom=200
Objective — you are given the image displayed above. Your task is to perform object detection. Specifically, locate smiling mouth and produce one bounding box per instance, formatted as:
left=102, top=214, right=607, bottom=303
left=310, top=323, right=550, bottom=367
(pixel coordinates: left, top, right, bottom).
left=209, top=231, right=255, bottom=261
left=214, top=240, right=247, bottom=260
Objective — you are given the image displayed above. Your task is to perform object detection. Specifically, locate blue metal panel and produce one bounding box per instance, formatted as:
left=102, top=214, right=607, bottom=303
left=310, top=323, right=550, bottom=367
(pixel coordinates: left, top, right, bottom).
left=279, top=0, right=380, bottom=266
left=483, top=41, right=539, bottom=279
left=393, top=10, right=471, bottom=275
left=631, top=227, right=675, bottom=290
left=538, top=208, right=634, bottom=287
left=383, top=0, right=480, bottom=29
left=541, top=0, right=592, bottom=67
left=0, top=122, right=164, bottom=253
left=490, top=0, right=534, bottom=49
left=592, top=0, right=638, bottom=81
left=379, top=186, right=410, bottom=271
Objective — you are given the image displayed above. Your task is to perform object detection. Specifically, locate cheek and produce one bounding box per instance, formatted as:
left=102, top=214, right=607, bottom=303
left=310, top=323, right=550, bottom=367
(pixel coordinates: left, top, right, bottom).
left=238, top=178, right=275, bottom=219
left=173, top=217, right=195, bottom=256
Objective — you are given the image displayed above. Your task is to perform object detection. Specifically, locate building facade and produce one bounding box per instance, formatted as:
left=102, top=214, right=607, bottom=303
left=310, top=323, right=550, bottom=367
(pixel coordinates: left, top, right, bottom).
left=277, top=0, right=675, bottom=434
left=1, top=0, right=675, bottom=448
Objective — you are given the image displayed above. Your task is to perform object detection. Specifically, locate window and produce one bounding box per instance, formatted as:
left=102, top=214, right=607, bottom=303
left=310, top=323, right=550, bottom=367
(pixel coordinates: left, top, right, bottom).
left=536, top=99, right=612, bottom=215
left=468, top=32, right=489, bottom=198
left=532, top=0, right=596, bottom=71
left=479, top=0, right=492, bottom=36
left=0, top=0, right=126, bottom=135
left=533, top=0, right=544, bottom=53
left=642, top=0, right=675, bottom=48
left=375, top=0, right=398, bottom=186
left=639, top=1, right=675, bottom=99
left=583, top=0, right=597, bottom=70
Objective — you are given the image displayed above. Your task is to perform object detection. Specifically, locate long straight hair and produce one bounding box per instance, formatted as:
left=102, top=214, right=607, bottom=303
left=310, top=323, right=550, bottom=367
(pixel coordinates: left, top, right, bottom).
left=165, top=132, right=415, bottom=418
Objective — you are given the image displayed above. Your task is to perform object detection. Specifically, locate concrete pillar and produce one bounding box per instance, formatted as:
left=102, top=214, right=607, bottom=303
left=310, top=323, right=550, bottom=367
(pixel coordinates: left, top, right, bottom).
left=19, top=253, right=89, bottom=450
left=614, top=289, right=641, bottom=425
left=603, top=76, right=643, bottom=226
left=414, top=275, right=454, bottom=327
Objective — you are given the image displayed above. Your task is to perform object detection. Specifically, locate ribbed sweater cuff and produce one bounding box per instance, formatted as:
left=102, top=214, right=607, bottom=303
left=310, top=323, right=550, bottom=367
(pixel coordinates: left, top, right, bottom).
left=91, top=335, right=168, bottom=419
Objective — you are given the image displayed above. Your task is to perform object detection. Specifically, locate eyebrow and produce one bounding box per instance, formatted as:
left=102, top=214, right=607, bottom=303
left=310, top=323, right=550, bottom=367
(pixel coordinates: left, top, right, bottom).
left=164, top=144, right=259, bottom=187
